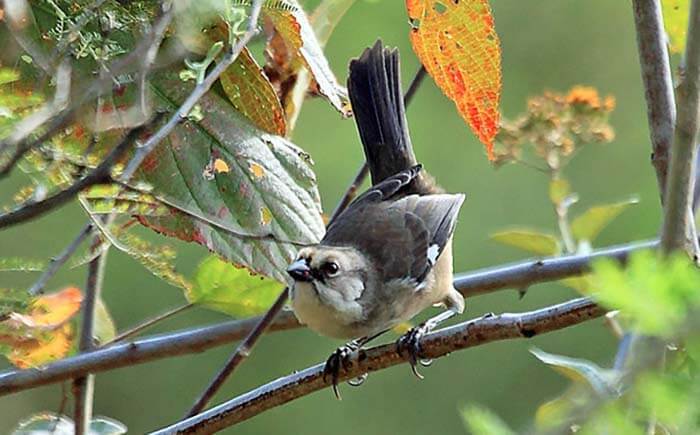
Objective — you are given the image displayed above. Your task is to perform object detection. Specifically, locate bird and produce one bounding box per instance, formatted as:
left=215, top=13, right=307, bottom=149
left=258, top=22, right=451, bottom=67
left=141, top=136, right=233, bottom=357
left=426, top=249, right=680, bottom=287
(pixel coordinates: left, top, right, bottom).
left=286, top=40, right=466, bottom=398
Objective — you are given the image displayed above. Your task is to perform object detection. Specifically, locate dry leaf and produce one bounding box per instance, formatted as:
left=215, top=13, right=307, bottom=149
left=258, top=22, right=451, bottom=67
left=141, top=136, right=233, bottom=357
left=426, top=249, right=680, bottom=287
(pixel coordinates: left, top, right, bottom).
left=406, top=0, right=502, bottom=159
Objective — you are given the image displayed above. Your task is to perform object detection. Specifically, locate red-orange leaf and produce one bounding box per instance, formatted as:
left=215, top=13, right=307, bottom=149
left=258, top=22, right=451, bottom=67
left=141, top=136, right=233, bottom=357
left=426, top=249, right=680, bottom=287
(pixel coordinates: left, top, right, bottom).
left=406, top=0, right=502, bottom=159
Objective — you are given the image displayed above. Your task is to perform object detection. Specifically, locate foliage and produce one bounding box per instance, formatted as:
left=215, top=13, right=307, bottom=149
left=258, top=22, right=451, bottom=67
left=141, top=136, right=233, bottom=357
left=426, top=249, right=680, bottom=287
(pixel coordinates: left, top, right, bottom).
left=406, top=0, right=501, bottom=159
left=188, top=254, right=284, bottom=317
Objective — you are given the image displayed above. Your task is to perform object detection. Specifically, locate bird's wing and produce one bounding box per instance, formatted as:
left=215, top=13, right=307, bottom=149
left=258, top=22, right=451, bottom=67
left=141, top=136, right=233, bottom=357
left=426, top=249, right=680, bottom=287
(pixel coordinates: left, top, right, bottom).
left=323, top=190, right=465, bottom=285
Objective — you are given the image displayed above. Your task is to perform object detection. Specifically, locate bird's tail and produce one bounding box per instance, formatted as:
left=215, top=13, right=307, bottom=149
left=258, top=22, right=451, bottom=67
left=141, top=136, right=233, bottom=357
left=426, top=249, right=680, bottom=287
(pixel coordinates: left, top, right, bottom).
left=348, top=40, right=418, bottom=186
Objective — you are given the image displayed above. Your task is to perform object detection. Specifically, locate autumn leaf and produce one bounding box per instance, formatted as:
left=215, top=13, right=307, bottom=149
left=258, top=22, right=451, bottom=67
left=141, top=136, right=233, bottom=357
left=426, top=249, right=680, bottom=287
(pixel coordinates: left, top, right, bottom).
left=406, top=0, right=502, bottom=159
left=262, top=0, right=350, bottom=115
left=0, top=287, right=82, bottom=368
left=221, top=49, right=287, bottom=135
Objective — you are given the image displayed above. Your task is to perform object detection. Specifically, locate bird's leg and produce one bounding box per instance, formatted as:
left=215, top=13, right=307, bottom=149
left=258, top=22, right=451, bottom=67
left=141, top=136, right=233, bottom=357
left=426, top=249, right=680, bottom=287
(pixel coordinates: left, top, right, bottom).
left=396, top=309, right=457, bottom=379
left=323, top=330, right=388, bottom=399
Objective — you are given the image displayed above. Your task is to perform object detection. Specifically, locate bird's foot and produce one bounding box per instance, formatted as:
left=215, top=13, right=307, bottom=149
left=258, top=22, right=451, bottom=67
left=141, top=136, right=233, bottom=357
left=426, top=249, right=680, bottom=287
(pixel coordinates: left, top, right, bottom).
left=323, top=341, right=361, bottom=400
left=396, top=321, right=435, bottom=379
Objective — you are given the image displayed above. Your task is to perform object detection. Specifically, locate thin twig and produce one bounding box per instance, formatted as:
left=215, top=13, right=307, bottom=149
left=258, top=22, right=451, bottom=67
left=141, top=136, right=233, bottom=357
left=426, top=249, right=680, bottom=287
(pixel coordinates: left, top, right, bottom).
left=0, top=122, right=154, bottom=229
left=0, top=238, right=657, bottom=396
left=183, top=61, right=440, bottom=415
left=103, top=303, right=194, bottom=346
left=328, top=163, right=369, bottom=223
left=631, top=0, right=677, bottom=197
left=72, top=238, right=109, bottom=435
left=152, top=298, right=605, bottom=434
left=184, top=289, right=289, bottom=417
left=27, top=223, right=93, bottom=296
left=661, top=0, right=700, bottom=255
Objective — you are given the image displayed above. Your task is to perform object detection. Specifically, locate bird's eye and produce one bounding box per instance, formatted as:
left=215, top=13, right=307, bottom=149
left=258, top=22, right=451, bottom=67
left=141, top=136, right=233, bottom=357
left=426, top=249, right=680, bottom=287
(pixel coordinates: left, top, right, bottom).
left=322, top=261, right=339, bottom=276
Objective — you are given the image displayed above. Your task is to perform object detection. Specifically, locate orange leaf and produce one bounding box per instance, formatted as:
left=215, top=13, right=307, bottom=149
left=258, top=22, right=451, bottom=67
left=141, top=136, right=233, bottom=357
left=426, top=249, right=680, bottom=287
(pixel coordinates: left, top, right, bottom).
left=19, top=287, right=83, bottom=328
left=220, top=48, right=287, bottom=135
left=264, top=2, right=350, bottom=115
left=406, top=0, right=502, bottom=159
left=7, top=324, right=74, bottom=368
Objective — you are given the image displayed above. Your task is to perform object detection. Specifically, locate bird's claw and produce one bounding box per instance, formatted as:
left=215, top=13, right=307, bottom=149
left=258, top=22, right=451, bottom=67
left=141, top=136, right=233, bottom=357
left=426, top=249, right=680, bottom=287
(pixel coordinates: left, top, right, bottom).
left=396, top=323, right=433, bottom=379
left=323, top=343, right=359, bottom=400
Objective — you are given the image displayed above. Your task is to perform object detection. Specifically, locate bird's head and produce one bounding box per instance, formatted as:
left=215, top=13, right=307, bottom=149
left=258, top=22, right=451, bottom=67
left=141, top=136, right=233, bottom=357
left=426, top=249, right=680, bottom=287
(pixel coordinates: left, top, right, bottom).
left=287, top=246, right=370, bottom=300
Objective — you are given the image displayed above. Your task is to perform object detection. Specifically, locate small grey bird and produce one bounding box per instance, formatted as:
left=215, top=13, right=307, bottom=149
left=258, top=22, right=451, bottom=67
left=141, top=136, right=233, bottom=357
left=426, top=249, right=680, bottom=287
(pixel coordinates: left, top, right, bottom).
left=287, top=41, right=465, bottom=397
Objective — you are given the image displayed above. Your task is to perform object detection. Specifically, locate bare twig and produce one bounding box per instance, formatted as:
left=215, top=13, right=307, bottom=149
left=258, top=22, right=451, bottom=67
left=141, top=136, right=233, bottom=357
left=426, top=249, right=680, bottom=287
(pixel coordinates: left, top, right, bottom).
left=403, top=65, right=428, bottom=108
left=72, top=238, right=109, bottom=435
left=632, top=0, right=677, bottom=197
left=152, top=298, right=605, bottom=434
left=661, top=0, right=700, bottom=255
left=184, top=289, right=289, bottom=417
left=103, top=303, right=194, bottom=346
left=0, top=239, right=657, bottom=396
left=0, top=122, right=153, bottom=229
left=27, top=223, right=93, bottom=296
left=328, top=163, right=369, bottom=223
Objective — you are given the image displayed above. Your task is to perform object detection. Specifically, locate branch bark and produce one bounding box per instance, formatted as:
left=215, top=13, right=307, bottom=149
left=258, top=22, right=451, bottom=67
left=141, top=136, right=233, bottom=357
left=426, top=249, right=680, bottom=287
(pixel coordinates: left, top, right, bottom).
left=632, top=0, right=676, bottom=197
left=72, top=239, right=109, bottom=435
left=0, top=239, right=657, bottom=396
left=661, top=0, right=700, bottom=255
left=152, top=298, right=605, bottom=434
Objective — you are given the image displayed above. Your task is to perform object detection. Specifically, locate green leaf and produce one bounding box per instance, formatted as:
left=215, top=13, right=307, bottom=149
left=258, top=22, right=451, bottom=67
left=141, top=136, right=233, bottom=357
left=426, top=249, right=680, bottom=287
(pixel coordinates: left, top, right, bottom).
left=138, top=70, right=324, bottom=282
left=571, top=198, right=638, bottom=242
left=490, top=229, right=560, bottom=255
left=0, top=257, right=46, bottom=272
left=663, top=0, right=689, bottom=54
left=0, top=68, right=20, bottom=86
left=189, top=255, right=284, bottom=317
left=591, top=250, right=700, bottom=336
left=221, top=48, right=287, bottom=135
left=548, top=177, right=571, bottom=205
left=12, top=413, right=126, bottom=435
left=94, top=298, right=117, bottom=344
left=530, top=348, right=620, bottom=396
left=460, top=405, right=514, bottom=435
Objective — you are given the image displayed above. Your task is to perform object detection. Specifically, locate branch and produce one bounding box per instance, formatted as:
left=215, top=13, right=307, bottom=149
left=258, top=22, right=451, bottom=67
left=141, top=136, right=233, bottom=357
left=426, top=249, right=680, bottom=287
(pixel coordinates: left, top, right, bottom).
left=661, top=0, right=700, bottom=255
left=72, top=238, right=109, bottom=435
left=632, top=0, right=676, bottom=197
left=182, top=61, right=443, bottom=414
left=152, top=297, right=605, bottom=434
left=0, top=122, right=152, bottom=229
left=184, top=288, right=289, bottom=417
left=27, top=223, right=93, bottom=296
left=0, top=239, right=657, bottom=396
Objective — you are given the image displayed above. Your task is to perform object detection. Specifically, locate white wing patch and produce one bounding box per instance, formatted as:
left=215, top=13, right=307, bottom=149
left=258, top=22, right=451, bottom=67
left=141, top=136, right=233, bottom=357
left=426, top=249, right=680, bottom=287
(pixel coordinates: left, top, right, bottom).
left=427, top=243, right=440, bottom=266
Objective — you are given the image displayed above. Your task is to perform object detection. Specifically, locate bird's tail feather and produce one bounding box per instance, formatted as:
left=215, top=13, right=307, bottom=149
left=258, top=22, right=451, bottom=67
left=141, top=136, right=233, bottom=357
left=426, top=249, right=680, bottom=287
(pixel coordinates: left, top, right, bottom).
left=348, top=40, right=417, bottom=185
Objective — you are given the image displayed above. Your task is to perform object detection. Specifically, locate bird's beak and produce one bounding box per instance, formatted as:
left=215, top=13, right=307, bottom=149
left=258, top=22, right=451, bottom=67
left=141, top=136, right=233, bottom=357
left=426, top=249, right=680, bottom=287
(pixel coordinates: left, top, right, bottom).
left=287, top=259, right=312, bottom=282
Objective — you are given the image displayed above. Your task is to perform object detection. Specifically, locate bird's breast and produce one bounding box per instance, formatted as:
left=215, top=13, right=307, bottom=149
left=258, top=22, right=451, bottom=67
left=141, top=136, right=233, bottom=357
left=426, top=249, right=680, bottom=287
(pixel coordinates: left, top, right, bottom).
left=290, top=281, right=367, bottom=339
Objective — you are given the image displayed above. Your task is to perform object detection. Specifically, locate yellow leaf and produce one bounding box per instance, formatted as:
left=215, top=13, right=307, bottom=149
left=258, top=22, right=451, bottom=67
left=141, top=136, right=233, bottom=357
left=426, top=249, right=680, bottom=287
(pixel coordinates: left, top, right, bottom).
left=662, top=0, right=689, bottom=54
left=491, top=229, right=560, bottom=255
left=406, top=0, right=502, bottom=159
left=260, top=206, right=273, bottom=226
left=7, top=324, right=73, bottom=368
left=14, top=287, right=83, bottom=328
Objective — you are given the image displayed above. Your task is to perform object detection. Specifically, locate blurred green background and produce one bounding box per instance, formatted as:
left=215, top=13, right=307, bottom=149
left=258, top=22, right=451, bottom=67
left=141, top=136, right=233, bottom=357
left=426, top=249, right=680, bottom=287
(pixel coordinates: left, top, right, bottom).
left=0, top=0, right=664, bottom=433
